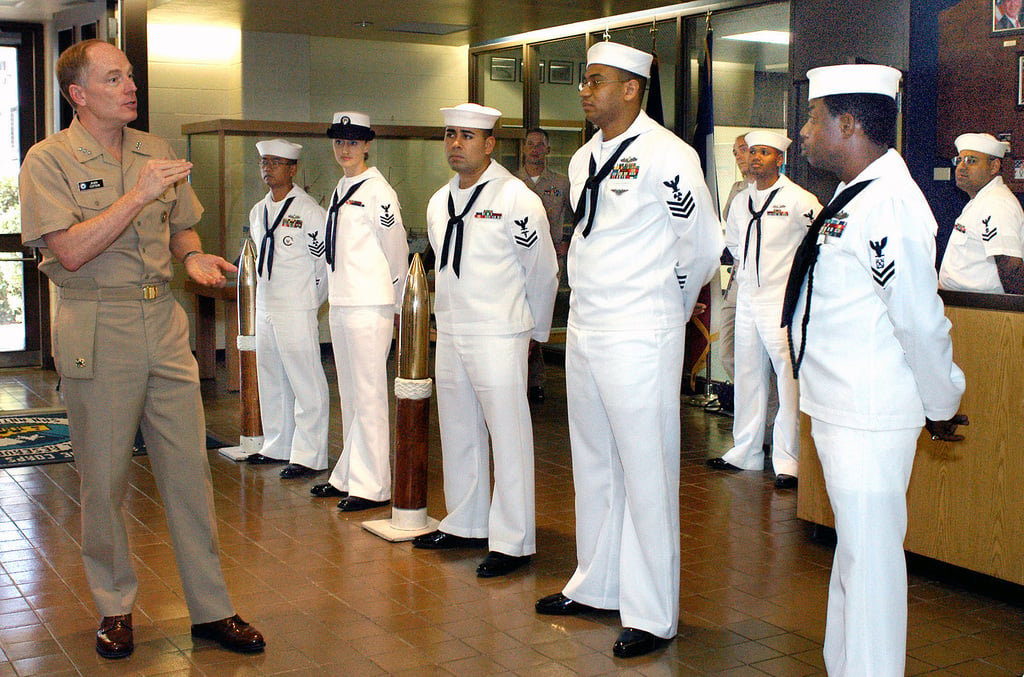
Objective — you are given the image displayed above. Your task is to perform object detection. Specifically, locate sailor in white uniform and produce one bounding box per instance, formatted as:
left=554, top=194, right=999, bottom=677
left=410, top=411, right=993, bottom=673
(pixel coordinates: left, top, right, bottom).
left=308, top=112, right=409, bottom=512
left=708, top=131, right=820, bottom=487
left=412, top=104, right=558, bottom=580
left=246, top=139, right=330, bottom=479
left=786, top=64, right=968, bottom=677
left=938, top=132, right=1024, bottom=295
left=534, top=42, right=721, bottom=659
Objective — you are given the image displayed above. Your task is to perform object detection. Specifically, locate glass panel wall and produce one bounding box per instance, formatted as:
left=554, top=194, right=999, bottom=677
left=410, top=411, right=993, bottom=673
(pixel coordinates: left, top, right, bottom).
left=684, top=3, right=791, bottom=211
left=608, top=20, right=679, bottom=134
left=533, top=36, right=587, bottom=175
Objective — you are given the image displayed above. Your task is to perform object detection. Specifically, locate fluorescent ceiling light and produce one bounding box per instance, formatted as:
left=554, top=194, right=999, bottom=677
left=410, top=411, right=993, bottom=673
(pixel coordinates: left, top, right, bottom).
left=723, top=30, right=790, bottom=45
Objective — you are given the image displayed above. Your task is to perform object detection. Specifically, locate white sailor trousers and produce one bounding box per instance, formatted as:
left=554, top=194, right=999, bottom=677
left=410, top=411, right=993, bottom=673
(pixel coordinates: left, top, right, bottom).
left=255, top=307, right=329, bottom=469
left=723, top=299, right=799, bottom=475
left=328, top=305, right=394, bottom=501
left=434, top=330, right=536, bottom=556
left=811, top=420, right=920, bottom=677
left=563, top=324, right=683, bottom=639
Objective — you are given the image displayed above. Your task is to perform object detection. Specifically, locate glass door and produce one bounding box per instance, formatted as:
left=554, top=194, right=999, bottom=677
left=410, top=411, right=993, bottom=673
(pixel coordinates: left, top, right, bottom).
left=0, top=24, right=46, bottom=367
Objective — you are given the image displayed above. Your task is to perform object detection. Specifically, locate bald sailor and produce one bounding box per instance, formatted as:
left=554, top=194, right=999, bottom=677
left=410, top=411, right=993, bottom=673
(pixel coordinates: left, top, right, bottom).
left=707, top=131, right=820, bottom=488
left=939, top=132, right=1024, bottom=294
left=412, top=104, right=558, bottom=579
left=245, top=139, right=330, bottom=479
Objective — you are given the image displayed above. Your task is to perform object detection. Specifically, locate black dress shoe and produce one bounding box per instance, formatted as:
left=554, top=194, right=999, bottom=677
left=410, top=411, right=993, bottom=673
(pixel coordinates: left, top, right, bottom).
left=191, top=614, right=265, bottom=654
left=279, top=463, right=318, bottom=479
left=774, top=474, right=798, bottom=489
left=96, top=613, right=133, bottom=659
left=246, top=453, right=286, bottom=465
left=706, top=457, right=742, bottom=471
left=535, top=592, right=598, bottom=616
left=337, top=496, right=390, bottom=512
left=612, top=627, right=664, bottom=658
left=528, top=386, right=545, bottom=404
left=310, top=483, right=347, bottom=498
left=411, top=530, right=488, bottom=550
left=476, top=551, right=531, bottom=578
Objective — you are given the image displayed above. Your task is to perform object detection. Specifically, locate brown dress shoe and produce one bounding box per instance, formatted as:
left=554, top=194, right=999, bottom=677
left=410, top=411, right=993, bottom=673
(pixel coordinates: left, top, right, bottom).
left=96, top=613, right=133, bottom=659
left=191, top=614, right=265, bottom=653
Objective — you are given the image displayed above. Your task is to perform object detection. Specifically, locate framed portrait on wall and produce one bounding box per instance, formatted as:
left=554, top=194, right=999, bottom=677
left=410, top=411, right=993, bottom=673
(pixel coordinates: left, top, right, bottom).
left=1018, top=53, right=1024, bottom=108
left=993, top=0, right=1024, bottom=33
left=1015, top=51, right=1024, bottom=107
left=490, top=56, right=516, bottom=82
left=548, top=60, right=573, bottom=85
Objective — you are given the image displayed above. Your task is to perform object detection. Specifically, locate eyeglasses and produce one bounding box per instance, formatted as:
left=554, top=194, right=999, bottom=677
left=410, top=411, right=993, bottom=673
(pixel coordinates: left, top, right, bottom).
left=951, top=155, right=988, bottom=167
left=259, top=158, right=296, bottom=168
left=578, top=78, right=630, bottom=92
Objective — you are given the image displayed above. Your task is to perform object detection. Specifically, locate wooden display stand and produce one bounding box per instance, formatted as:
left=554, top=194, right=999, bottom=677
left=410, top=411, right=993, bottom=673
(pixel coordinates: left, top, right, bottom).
left=797, top=292, right=1024, bottom=585
left=186, top=280, right=240, bottom=392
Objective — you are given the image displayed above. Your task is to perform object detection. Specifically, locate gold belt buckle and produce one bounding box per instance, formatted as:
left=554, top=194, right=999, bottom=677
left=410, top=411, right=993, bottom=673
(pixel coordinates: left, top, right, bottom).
left=142, top=285, right=159, bottom=300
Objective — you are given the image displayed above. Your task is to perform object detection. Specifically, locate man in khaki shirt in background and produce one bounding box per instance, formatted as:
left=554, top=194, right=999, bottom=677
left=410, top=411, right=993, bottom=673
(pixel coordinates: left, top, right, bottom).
left=517, top=127, right=572, bottom=404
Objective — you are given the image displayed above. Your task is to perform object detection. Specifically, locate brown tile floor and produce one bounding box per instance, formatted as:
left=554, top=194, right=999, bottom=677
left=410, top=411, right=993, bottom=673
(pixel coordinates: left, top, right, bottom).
left=0, top=361, right=1022, bottom=676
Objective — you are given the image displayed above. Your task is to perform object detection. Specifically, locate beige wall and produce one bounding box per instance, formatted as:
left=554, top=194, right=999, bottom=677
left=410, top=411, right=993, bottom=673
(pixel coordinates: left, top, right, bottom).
left=147, top=24, right=467, bottom=347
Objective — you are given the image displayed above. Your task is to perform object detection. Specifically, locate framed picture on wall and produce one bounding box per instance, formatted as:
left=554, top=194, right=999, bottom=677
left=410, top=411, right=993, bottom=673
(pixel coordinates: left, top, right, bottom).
left=993, top=0, right=1024, bottom=33
left=579, top=62, right=587, bottom=85
left=490, top=56, right=516, bottom=82
left=1018, top=53, right=1024, bottom=108
left=549, top=60, right=574, bottom=85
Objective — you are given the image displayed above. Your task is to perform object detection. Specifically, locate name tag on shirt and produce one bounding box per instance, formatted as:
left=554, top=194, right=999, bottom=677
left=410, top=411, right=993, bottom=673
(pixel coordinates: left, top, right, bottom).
left=78, top=179, right=104, bottom=191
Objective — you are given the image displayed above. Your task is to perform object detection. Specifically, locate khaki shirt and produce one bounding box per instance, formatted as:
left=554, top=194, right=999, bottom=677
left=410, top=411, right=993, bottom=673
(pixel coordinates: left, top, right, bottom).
left=19, top=117, right=203, bottom=288
left=517, top=166, right=572, bottom=244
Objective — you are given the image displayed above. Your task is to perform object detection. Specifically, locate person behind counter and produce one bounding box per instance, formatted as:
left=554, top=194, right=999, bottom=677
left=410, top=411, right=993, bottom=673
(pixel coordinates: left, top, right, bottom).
left=18, top=38, right=264, bottom=659
left=784, top=63, right=967, bottom=676
left=938, top=132, right=1024, bottom=295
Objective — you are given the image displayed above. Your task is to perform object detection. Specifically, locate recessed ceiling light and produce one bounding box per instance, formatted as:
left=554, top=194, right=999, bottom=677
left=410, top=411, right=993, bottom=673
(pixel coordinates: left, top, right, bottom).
left=354, top=20, right=372, bottom=29
left=722, top=30, right=790, bottom=45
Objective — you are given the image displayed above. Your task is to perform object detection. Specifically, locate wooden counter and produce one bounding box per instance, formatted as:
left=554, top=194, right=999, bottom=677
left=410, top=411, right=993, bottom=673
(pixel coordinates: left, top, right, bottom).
left=797, top=291, right=1024, bottom=585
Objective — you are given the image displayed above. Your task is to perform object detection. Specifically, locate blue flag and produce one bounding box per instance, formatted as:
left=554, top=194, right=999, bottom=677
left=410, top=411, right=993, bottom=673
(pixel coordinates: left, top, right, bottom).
left=691, top=24, right=718, bottom=214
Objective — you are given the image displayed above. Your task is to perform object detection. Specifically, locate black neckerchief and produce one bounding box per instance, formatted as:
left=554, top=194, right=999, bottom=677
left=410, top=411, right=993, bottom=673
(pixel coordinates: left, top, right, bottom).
left=743, top=185, right=782, bottom=287
left=438, top=181, right=488, bottom=278
left=324, top=180, right=367, bottom=271
left=257, top=195, right=296, bottom=279
left=781, top=179, right=875, bottom=378
left=574, top=134, right=639, bottom=238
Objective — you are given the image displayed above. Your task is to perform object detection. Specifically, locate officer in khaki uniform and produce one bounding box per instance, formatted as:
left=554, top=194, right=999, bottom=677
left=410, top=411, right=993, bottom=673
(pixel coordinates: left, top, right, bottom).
left=19, top=39, right=263, bottom=660
left=516, top=127, right=572, bottom=403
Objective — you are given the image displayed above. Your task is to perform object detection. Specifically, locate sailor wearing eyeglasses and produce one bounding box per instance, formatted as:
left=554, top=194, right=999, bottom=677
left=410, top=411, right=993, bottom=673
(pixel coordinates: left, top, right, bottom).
left=938, top=133, right=1024, bottom=294
left=245, top=138, right=330, bottom=478
left=534, top=41, right=721, bottom=659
